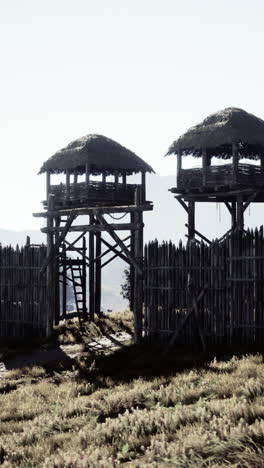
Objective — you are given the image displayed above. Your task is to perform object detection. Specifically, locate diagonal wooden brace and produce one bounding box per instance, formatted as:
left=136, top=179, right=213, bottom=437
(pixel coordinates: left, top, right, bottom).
left=96, top=213, right=142, bottom=275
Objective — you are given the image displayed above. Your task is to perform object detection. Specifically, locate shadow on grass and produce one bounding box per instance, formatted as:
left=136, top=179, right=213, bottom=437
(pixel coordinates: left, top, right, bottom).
left=74, top=340, right=264, bottom=387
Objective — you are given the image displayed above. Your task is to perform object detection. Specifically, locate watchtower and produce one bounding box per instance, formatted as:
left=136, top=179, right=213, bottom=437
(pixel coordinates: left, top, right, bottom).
left=34, top=134, right=154, bottom=342
left=167, top=107, right=264, bottom=241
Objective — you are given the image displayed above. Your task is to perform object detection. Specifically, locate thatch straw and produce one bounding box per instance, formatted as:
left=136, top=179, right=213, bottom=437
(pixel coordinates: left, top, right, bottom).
left=39, top=134, right=154, bottom=175
left=167, top=107, right=264, bottom=159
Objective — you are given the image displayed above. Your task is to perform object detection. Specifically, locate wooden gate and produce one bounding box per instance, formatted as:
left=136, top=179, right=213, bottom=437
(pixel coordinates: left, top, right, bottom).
left=0, top=243, right=47, bottom=340
left=144, top=229, right=264, bottom=346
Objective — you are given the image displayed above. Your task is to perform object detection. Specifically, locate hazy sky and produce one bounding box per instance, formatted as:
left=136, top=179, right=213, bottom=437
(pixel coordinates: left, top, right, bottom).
left=1, top=0, right=264, bottom=230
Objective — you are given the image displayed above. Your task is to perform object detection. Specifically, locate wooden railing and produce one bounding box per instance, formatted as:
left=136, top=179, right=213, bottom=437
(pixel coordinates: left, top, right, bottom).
left=47, top=181, right=140, bottom=206
left=177, top=163, right=264, bottom=190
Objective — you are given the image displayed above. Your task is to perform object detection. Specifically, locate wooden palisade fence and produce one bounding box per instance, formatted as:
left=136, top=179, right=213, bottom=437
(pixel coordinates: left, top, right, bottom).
left=144, top=228, right=264, bottom=347
left=0, top=242, right=47, bottom=340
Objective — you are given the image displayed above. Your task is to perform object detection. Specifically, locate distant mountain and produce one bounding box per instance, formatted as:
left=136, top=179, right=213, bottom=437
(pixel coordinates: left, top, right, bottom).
left=0, top=174, right=263, bottom=310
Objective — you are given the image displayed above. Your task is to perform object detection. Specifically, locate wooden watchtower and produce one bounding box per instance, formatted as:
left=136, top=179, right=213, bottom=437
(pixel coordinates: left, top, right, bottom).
left=34, top=134, right=154, bottom=342
left=167, top=107, right=264, bottom=241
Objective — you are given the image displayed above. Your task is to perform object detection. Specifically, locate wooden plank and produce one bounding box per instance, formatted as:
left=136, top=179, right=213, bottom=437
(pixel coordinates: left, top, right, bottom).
left=33, top=203, right=153, bottom=218
left=41, top=222, right=143, bottom=233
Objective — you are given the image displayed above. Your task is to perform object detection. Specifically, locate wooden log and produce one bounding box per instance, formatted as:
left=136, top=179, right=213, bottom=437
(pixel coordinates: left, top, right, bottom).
left=66, top=170, right=70, bottom=200
left=237, top=194, right=244, bottom=231
left=133, top=187, right=143, bottom=344
left=85, top=163, right=90, bottom=189
left=82, top=236, right=88, bottom=321
left=188, top=201, right=195, bottom=240
left=177, top=148, right=182, bottom=187
left=33, top=203, right=153, bottom=218
left=202, top=148, right=207, bottom=186
left=89, top=215, right=95, bottom=321
left=141, top=171, right=146, bottom=202
left=62, top=243, right=67, bottom=320
left=95, top=232, right=101, bottom=316
left=96, top=213, right=142, bottom=274
left=54, top=216, right=60, bottom=325
left=46, top=195, right=54, bottom=338
left=41, top=222, right=143, bottom=234
left=232, top=142, right=239, bottom=184
left=46, top=171, right=51, bottom=201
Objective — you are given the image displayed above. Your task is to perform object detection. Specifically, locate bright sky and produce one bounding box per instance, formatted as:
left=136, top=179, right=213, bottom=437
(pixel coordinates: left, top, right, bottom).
left=1, top=0, right=264, bottom=230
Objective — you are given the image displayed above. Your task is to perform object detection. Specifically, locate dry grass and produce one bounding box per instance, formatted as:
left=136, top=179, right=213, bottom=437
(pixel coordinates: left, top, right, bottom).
left=54, top=310, right=134, bottom=346
left=1, top=316, right=264, bottom=466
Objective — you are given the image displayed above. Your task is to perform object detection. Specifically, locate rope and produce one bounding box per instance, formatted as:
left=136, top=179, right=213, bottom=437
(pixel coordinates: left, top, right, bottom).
left=108, top=212, right=128, bottom=220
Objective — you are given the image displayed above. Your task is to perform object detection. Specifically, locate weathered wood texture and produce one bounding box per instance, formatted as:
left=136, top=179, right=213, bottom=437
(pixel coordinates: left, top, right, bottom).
left=47, top=181, right=140, bottom=207
left=144, top=228, right=264, bottom=346
left=0, top=243, right=47, bottom=340
left=177, top=163, right=264, bottom=191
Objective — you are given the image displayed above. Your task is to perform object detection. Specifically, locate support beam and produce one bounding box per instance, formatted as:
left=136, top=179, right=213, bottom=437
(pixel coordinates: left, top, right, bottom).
left=46, top=194, right=54, bottom=338
left=177, top=147, right=182, bottom=187
left=41, top=222, right=143, bottom=234
left=85, top=164, right=90, bottom=189
left=224, top=202, right=232, bottom=215
left=82, top=236, right=88, bottom=321
left=40, top=210, right=77, bottom=274
left=122, top=171, right=126, bottom=185
left=175, top=196, right=188, bottom=213
left=202, top=148, right=208, bottom=186
left=133, top=187, right=144, bottom=343
left=54, top=216, right=61, bottom=325
left=33, top=203, right=153, bottom=218
left=66, top=170, right=70, bottom=200
left=185, top=224, right=211, bottom=244
left=188, top=201, right=195, bottom=240
left=46, top=171, right=51, bottom=201
left=231, top=202, right=236, bottom=230
left=236, top=194, right=244, bottom=231
left=141, top=171, right=146, bottom=202
left=94, top=233, right=131, bottom=265
left=232, top=142, right=239, bottom=185
left=62, top=243, right=67, bottom=320
left=96, top=213, right=142, bottom=274
left=89, top=215, right=95, bottom=321
left=95, top=232, right=101, bottom=316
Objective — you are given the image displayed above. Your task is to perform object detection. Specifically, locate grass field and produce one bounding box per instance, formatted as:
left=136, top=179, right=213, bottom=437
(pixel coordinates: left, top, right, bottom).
left=0, top=312, right=264, bottom=467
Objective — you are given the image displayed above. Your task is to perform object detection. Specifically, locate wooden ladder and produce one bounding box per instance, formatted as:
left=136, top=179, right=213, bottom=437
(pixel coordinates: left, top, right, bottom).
left=70, top=261, right=85, bottom=323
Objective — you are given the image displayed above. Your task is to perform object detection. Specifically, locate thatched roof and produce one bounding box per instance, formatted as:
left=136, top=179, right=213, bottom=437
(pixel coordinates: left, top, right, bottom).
left=167, top=107, right=264, bottom=159
left=39, top=134, right=154, bottom=175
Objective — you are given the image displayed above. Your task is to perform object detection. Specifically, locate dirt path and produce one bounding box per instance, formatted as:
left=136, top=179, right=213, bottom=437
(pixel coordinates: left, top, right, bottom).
left=0, top=332, right=131, bottom=377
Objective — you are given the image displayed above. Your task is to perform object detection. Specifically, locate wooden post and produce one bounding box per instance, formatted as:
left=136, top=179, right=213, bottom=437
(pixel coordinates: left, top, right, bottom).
left=62, top=243, right=67, bottom=320
left=177, top=148, right=182, bottom=187
left=237, top=194, right=244, bottom=231
left=231, top=201, right=236, bottom=230
left=202, top=148, right=209, bottom=186
left=102, top=171, right=106, bottom=186
left=85, top=163, right=90, bottom=189
left=188, top=201, right=195, bottom=240
left=122, top=171, right=126, bottom=185
left=82, top=236, right=88, bottom=321
left=141, top=171, right=146, bottom=202
left=232, top=142, right=239, bottom=185
left=130, top=212, right=135, bottom=312
left=66, top=170, right=70, bottom=200
left=46, top=171, right=51, bottom=201
left=95, top=231, right=102, bottom=316
left=46, top=194, right=55, bottom=337
left=114, top=171, right=119, bottom=186
left=54, top=216, right=61, bottom=325
left=89, top=215, right=95, bottom=321
left=133, top=186, right=143, bottom=343
left=261, top=156, right=264, bottom=174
